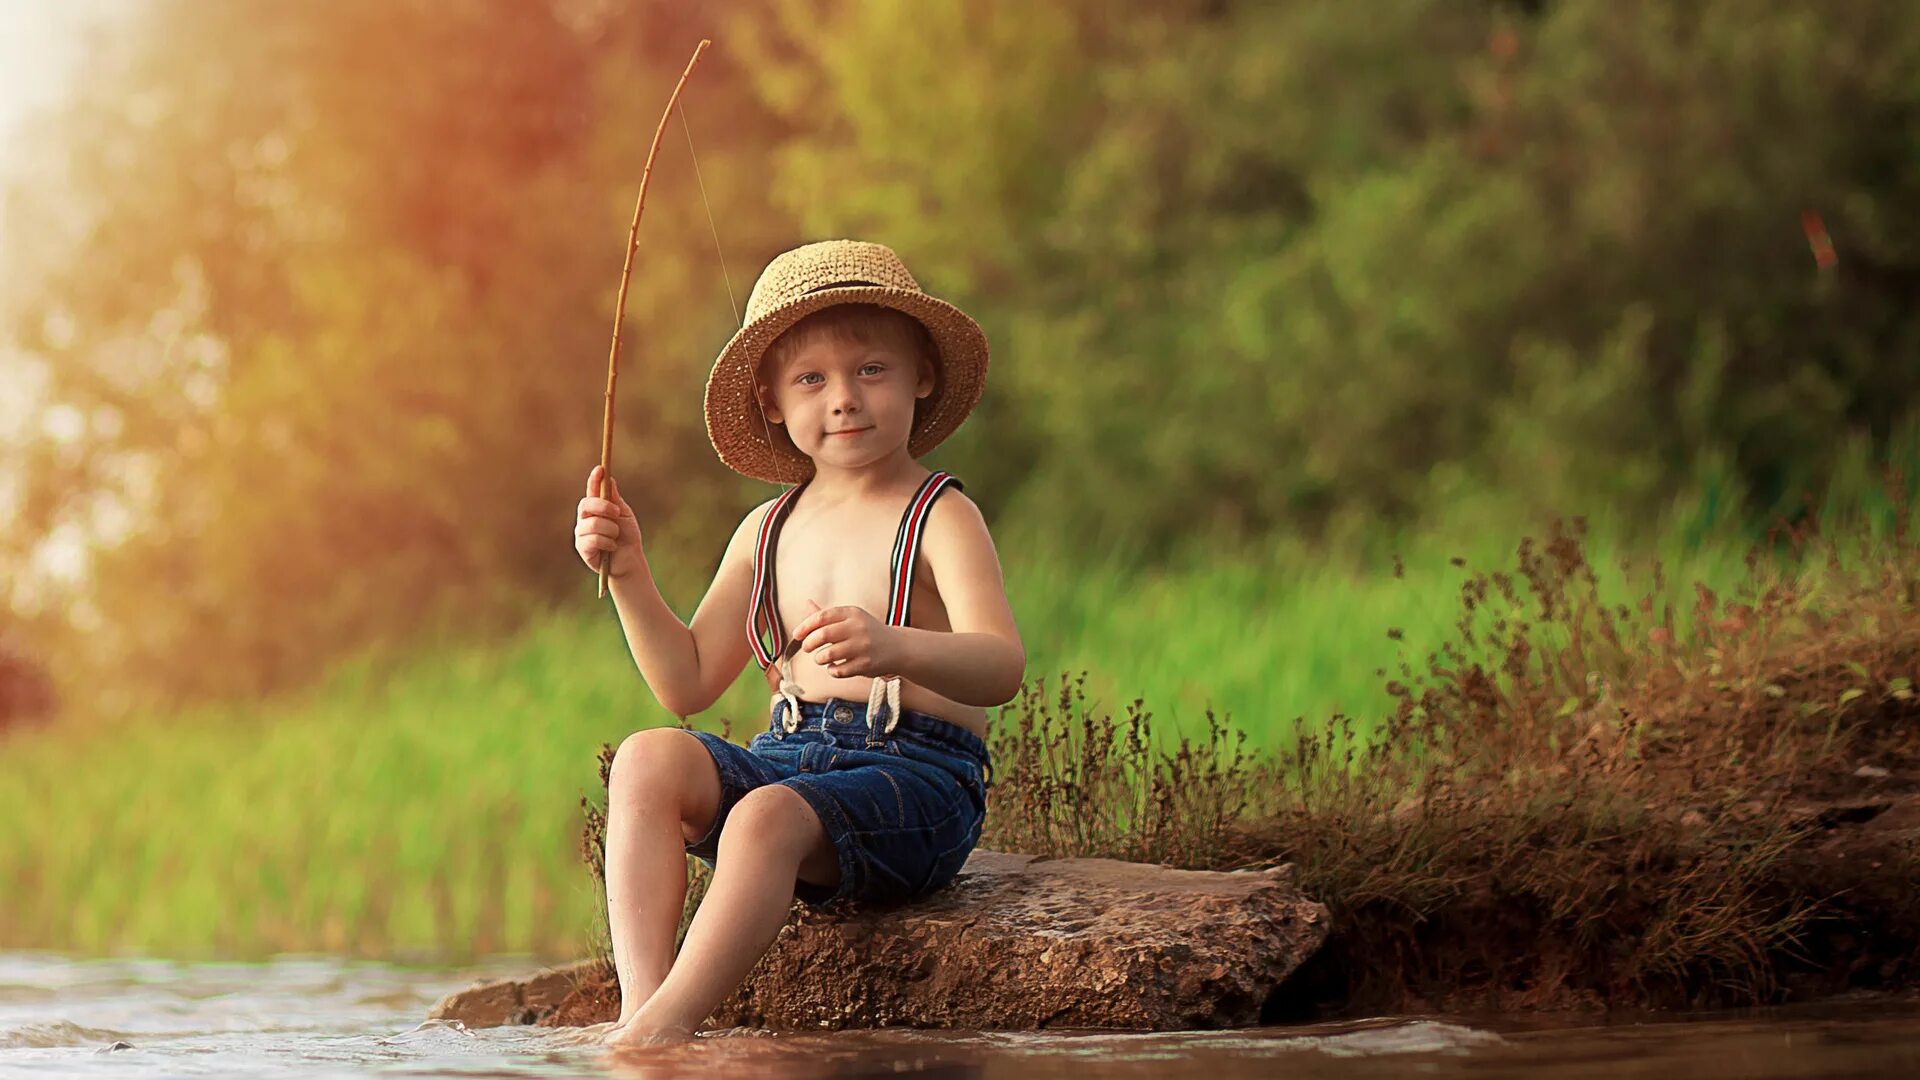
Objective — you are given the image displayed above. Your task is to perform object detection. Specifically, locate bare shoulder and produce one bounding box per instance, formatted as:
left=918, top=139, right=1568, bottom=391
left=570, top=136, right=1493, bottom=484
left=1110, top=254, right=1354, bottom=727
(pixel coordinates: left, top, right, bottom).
left=918, top=486, right=1019, bottom=650
left=924, top=485, right=993, bottom=547
left=708, top=495, right=780, bottom=578
left=925, top=484, right=1013, bottom=576
left=745, top=494, right=782, bottom=532
left=735, top=495, right=781, bottom=545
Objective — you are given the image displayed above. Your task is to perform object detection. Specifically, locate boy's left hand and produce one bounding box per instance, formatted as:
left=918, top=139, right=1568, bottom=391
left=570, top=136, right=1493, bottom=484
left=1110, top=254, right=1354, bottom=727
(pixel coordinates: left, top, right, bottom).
left=792, top=598, right=901, bottom=678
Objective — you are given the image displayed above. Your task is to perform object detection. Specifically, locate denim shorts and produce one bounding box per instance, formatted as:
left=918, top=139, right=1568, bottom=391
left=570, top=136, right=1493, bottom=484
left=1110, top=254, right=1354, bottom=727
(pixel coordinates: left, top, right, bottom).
left=682, top=695, right=994, bottom=907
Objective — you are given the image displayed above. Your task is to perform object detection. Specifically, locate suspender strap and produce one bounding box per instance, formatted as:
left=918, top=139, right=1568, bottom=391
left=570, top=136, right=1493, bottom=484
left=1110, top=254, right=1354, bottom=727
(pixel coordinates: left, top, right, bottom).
left=746, top=470, right=964, bottom=742
left=867, top=471, right=961, bottom=742
left=746, top=480, right=808, bottom=670
left=885, top=471, right=963, bottom=627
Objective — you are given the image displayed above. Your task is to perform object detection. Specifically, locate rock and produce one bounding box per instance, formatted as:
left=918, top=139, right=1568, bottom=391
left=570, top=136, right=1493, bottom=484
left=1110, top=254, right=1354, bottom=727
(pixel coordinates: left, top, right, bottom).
left=427, top=960, right=601, bottom=1028
left=526, top=849, right=1329, bottom=1032
left=1855, top=764, right=1891, bottom=780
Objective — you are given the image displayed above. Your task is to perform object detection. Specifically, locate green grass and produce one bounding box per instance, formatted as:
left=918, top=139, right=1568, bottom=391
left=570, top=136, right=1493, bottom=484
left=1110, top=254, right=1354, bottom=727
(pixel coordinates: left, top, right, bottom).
left=0, top=473, right=1900, bottom=961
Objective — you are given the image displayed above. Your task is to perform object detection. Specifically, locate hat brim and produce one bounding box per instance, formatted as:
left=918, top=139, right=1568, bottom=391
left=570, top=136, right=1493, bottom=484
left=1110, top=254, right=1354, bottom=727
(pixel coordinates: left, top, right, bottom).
left=703, top=285, right=990, bottom=485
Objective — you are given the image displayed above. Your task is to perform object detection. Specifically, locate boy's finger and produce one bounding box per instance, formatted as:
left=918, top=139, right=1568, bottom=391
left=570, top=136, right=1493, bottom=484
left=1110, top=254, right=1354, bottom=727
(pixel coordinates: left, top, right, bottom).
left=585, top=464, right=603, bottom=496
left=792, top=602, right=835, bottom=640
left=800, top=625, right=839, bottom=655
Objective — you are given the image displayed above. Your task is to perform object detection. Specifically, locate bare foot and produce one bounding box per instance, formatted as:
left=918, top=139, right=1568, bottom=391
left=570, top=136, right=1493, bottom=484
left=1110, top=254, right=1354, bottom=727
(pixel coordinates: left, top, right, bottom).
left=596, top=1018, right=628, bottom=1045
left=604, top=1020, right=698, bottom=1049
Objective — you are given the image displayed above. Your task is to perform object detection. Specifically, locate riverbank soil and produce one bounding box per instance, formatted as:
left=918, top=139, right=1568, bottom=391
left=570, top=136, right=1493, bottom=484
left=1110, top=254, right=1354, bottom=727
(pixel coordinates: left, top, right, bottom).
left=1233, top=745, right=1919, bottom=1016
left=1224, top=508, right=1920, bottom=1016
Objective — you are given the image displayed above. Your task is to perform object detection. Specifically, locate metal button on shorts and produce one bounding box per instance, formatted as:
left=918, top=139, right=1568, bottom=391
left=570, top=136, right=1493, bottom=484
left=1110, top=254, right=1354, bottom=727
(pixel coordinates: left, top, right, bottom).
left=833, top=704, right=854, bottom=722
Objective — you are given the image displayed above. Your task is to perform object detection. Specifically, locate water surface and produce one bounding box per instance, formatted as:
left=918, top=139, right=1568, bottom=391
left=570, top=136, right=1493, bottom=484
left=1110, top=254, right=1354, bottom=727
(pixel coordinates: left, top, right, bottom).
left=4, top=952, right=1918, bottom=1078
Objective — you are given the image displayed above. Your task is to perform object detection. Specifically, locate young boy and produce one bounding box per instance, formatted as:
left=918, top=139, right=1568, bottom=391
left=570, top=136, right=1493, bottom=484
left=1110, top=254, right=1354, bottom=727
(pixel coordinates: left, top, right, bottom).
left=572, top=239, right=1025, bottom=1047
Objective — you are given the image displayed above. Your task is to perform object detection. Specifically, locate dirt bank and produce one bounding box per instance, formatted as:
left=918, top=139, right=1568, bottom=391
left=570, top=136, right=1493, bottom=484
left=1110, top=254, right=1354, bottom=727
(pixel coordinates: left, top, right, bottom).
left=1237, top=746, right=1920, bottom=1016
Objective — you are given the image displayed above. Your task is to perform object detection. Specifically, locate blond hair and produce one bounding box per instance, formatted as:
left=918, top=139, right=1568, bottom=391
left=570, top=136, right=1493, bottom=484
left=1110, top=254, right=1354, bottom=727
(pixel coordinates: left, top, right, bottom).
left=756, top=303, right=938, bottom=395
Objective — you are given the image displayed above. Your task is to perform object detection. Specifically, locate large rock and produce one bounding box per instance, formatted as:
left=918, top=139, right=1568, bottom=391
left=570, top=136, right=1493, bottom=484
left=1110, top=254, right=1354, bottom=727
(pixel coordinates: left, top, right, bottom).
left=428, top=962, right=598, bottom=1027
left=437, top=850, right=1329, bottom=1032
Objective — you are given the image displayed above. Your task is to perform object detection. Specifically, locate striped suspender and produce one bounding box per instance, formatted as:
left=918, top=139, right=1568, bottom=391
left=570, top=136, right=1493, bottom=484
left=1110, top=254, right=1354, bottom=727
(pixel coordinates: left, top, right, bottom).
left=745, top=480, right=808, bottom=670
left=745, top=471, right=965, bottom=742
left=886, top=471, right=963, bottom=627
left=865, top=470, right=961, bottom=740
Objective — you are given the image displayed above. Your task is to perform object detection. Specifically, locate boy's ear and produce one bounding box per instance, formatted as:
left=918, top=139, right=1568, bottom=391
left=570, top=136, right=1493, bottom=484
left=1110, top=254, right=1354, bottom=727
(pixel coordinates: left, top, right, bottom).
left=914, top=355, right=936, bottom=400
left=755, top=382, right=784, bottom=424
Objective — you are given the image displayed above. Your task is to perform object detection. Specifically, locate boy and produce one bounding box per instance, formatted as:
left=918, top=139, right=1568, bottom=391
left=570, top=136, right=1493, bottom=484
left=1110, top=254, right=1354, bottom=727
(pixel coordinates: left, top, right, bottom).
left=572, top=239, right=1025, bottom=1047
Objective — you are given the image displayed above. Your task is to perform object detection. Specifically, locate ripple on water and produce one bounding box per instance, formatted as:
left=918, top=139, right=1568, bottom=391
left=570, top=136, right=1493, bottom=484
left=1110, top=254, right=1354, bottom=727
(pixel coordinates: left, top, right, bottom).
left=3, top=954, right=1919, bottom=1079
left=1, top=1020, right=129, bottom=1049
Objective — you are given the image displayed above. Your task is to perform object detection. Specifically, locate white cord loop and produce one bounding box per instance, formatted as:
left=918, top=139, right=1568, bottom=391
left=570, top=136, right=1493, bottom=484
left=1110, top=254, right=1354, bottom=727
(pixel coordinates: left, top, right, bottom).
left=864, top=674, right=902, bottom=745
left=771, top=653, right=804, bottom=735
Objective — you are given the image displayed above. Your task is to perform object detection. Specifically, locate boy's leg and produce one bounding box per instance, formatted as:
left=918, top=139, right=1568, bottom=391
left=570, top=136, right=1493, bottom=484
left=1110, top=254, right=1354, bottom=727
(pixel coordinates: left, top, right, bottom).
left=603, top=728, right=724, bottom=1025
left=613, top=783, right=839, bottom=1040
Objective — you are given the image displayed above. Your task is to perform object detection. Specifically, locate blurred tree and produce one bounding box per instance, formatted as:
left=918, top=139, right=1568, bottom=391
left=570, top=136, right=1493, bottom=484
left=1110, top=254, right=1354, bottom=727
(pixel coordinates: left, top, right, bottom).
left=0, top=627, right=57, bottom=731
left=0, top=0, right=793, bottom=711
left=5, top=0, right=1920, bottom=714
left=745, top=0, right=1920, bottom=557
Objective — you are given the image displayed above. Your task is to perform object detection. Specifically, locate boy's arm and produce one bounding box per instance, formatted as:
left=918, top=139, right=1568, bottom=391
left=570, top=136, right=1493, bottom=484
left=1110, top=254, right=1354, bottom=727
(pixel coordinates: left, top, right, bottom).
left=892, top=491, right=1026, bottom=707
left=608, top=499, right=771, bottom=718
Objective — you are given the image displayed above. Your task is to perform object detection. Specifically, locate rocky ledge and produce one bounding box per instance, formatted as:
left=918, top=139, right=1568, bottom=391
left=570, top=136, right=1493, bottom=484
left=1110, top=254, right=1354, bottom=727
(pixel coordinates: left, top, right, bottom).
left=429, top=849, right=1329, bottom=1032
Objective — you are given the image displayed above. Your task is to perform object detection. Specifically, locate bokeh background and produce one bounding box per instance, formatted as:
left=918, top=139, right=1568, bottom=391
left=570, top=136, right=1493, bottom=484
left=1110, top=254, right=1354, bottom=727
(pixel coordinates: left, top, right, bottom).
left=3, top=0, right=1919, bottom=959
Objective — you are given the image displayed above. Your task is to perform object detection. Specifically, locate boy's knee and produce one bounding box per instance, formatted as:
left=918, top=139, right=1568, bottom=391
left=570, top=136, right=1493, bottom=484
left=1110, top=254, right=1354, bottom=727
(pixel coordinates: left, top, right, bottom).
left=609, top=727, right=705, bottom=805
left=717, top=785, right=818, bottom=854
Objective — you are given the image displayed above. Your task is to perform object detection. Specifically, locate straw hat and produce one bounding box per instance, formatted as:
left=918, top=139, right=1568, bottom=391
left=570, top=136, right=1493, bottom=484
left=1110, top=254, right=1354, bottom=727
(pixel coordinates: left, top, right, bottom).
left=703, top=239, right=990, bottom=485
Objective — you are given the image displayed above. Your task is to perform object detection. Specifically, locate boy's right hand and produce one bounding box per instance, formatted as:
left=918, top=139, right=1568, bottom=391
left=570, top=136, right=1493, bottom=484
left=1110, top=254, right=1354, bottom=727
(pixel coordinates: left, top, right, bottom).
left=576, top=465, right=644, bottom=580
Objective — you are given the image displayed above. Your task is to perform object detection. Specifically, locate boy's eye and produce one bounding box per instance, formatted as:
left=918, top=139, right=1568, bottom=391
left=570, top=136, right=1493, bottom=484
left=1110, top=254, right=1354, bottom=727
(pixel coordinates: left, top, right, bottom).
left=797, top=364, right=882, bottom=385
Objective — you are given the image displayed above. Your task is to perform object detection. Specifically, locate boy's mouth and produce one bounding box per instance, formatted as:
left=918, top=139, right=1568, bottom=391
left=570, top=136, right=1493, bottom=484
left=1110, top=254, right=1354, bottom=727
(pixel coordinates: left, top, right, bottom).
left=827, top=427, right=871, bottom=438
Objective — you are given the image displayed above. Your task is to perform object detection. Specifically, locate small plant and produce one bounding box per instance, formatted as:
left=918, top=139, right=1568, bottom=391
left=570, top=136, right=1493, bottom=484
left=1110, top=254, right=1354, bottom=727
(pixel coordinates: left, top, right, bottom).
left=979, top=672, right=1277, bottom=868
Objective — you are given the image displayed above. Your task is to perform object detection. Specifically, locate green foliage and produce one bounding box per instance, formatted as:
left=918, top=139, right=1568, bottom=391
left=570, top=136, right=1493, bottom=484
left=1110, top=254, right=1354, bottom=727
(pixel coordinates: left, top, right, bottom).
left=4, top=0, right=1920, bottom=713
left=756, top=0, right=1920, bottom=548
left=0, top=489, right=1845, bottom=958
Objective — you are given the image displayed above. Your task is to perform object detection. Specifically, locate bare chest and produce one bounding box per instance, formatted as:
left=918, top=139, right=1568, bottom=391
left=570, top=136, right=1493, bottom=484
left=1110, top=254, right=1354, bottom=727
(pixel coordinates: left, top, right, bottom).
left=770, top=503, right=949, bottom=637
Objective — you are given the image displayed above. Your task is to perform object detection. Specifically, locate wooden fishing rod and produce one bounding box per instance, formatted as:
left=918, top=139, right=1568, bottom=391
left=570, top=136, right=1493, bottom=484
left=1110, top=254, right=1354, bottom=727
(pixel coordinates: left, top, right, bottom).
left=598, top=38, right=712, bottom=599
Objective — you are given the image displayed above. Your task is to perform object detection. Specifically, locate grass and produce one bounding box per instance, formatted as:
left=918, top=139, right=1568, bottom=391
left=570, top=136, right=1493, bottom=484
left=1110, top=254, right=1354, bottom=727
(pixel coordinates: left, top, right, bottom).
left=3, top=460, right=1915, bottom=970
left=930, top=472, right=1920, bottom=1011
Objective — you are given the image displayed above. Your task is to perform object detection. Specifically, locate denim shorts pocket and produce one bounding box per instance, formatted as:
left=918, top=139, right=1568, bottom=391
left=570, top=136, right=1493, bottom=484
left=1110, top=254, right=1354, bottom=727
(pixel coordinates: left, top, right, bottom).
left=865, top=767, right=909, bottom=829
left=748, top=729, right=815, bottom=763
left=939, top=759, right=983, bottom=817
left=916, top=807, right=984, bottom=896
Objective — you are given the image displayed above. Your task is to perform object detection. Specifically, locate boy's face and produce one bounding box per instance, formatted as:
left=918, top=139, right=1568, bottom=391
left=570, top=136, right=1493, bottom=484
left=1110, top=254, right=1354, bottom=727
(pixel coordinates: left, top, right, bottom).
left=757, top=334, right=935, bottom=470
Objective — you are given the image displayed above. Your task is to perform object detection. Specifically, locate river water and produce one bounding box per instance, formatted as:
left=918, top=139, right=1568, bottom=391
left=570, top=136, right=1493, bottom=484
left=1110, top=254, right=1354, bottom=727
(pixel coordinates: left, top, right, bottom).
left=3, top=952, right=1918, bottom=1078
